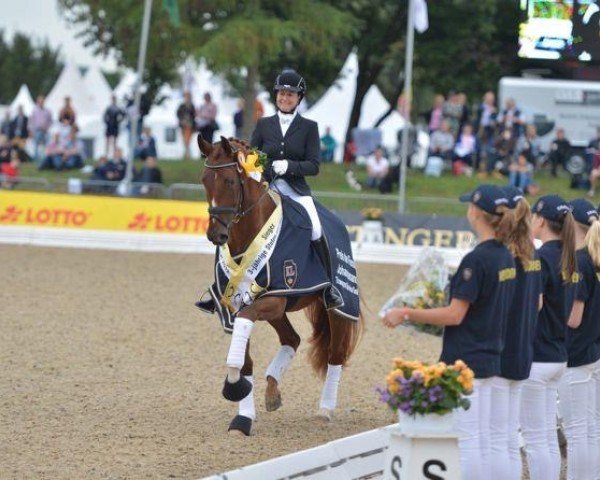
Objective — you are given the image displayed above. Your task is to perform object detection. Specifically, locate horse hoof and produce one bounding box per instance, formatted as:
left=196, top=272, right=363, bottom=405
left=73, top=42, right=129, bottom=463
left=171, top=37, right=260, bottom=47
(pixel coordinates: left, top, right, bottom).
left=222, top=376, right=253, bottom=402
left=265, top=393, right=282, bottom=412
left=316, top=408, right=333, bottom=422
left=228, top=415, right=252, bottom=436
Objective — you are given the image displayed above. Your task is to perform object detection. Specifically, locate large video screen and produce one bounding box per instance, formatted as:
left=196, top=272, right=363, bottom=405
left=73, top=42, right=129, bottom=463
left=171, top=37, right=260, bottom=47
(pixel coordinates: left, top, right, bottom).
left=519, top=0, right=600, bottom=62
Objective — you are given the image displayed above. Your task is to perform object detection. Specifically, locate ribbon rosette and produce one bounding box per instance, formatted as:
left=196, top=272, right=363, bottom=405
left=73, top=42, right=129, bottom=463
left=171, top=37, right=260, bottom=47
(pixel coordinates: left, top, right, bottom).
left=237, top=151, right=264, bottom=182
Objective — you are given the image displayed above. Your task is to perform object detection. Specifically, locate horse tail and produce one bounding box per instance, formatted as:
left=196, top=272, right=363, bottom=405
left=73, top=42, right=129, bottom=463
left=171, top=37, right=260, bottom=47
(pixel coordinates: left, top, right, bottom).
left=306, top=302, right=364, bottom=380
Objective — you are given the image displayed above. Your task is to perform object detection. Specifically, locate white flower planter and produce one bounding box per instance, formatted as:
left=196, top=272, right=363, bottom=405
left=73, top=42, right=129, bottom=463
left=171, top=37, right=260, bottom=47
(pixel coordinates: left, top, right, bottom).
left=398, top=410, right=456, bottom=436
left=359, top=220, right=384, bottom=244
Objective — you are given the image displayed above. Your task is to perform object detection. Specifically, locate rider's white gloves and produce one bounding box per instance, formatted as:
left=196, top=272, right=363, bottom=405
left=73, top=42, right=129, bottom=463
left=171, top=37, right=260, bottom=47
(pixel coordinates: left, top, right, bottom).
left=272, top=160, right=289, bottom=175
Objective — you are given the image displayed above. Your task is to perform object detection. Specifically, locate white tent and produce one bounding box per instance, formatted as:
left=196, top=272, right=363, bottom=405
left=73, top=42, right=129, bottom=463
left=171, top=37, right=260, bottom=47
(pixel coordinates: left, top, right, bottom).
left=46, top=63, right=97, bottom=118
left=10, top=84, right=36, bottom=116
left=84, top=66, right=113, bottom=112
left=113, top=70, right=137, bottom=102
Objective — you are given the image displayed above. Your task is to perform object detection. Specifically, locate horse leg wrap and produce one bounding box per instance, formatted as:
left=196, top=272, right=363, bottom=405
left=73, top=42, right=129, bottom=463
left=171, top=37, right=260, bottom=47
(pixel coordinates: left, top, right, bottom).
left=238, top=376, right=256, bottom=420
left=222, top=318, right=254, bottom=402
left=228, top=415, right=253, bottom=436
left=226, top=317, right=254, bottom=382
left=265, top=345, right=296, bottom=384
left=319, top=364, right=343, bottom=411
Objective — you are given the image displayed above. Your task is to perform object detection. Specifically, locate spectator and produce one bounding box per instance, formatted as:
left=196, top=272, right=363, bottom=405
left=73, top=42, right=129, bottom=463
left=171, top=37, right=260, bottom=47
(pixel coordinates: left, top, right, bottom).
left=489, top=128, right=516, bottom=175
left=587, top=130, right=600, bottom=197
left=516, top=124, right=542, bottom=166
left=320, top=127, right=337, bottom=163
left=452, top=124, right=478, bottom=175
left=1, top=150, right=20, bottom=189
left=427, top=94, right=445, bottom=133
left=343, top=140, right=357, bottom=164
left=366, top=147, right=390, bottom=189
left=456, top=92, right=470, bottom=135
left=497, top=97, right=524, bottom=138
left=106, top=148, right=128, bottom=181
left=58, top=96, right=76, bottom=126
left=428, top=120, right=454, bottom=162
left=546, top=128, right=571, bottom=177
left=90, top=155, right=110, bottom=181
left=10, top=105, right=29, bottom=151
left=474, top=91, right=497, bottom=170
left=135, top=156, right=163, bottom=195
left=443, top=92, right=463, bottom=138
left=509, top=152, right=534, bottom=192
left=0, top=111, right=11, bottom=138
left=134, top=127, right=157, bottom=160
left=29, top=96, right=53, bottom=165
left=103, top=95, right=125, bottom=158
left=0, top=135, right=12, bottom=163
left=39, top=133, right=64, bottom=170
left=177, top=91, right=196, bottom=159
left=233, top=98, right=244, bottom=139
left=586, top=126, right=600, bottom=170
left=61, top=127, right=84, bottom=169
left=196, top=92, right=218, bottom=143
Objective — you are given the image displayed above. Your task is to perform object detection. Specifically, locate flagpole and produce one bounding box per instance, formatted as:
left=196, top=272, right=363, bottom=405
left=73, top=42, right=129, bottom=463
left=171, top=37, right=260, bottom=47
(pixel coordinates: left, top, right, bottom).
left=125, top=0, right=153, bottom=195
left=398, top=0, right=415, bottom=213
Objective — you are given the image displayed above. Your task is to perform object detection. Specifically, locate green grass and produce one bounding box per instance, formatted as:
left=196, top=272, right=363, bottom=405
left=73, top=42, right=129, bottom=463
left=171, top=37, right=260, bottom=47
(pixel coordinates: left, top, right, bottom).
left=18, top=159, right=594, bottom=216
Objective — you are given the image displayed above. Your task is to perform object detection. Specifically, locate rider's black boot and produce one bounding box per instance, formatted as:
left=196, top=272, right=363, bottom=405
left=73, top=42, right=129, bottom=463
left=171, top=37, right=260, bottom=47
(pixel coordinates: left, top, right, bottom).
left=195, top=285, right=217, bottom=313
left=312, top=236, right=344, bottom=310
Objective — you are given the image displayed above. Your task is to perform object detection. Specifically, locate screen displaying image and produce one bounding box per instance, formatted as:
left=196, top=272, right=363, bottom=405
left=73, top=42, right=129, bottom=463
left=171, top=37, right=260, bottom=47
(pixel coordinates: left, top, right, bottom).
left=519, top=0, right=600, bottom=62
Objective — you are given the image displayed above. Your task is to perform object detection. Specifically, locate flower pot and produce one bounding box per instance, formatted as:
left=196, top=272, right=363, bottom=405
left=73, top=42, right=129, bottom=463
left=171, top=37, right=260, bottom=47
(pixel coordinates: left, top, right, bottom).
left=398, top=410, right=456, bottom=436
left=360, top=220, right=384, bottom=244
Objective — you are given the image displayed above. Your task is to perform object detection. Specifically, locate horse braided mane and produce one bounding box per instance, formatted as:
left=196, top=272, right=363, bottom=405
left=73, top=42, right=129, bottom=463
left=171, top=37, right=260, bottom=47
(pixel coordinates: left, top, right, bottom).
left=228, top=137, right=252, bottom=155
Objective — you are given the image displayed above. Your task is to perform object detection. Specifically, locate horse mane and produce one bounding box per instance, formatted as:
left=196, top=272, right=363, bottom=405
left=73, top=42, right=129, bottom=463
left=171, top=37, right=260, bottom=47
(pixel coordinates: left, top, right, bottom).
left=227, top=137, right=252, bottom=155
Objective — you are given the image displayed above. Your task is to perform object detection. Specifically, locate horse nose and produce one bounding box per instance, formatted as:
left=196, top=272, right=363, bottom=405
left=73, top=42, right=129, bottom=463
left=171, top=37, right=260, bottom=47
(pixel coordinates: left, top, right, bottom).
left=215, top=233, right=228, bottom=245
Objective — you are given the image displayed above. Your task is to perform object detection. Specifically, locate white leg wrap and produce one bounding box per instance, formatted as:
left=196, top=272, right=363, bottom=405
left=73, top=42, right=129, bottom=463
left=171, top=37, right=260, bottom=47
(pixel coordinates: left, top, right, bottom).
left=265, top=345, right=296, bottom=384
left=238, top=375, right=256, bottom=420
left=226, top=317, right=254, bottom=382
left=319, top=364, right=343, bottom=410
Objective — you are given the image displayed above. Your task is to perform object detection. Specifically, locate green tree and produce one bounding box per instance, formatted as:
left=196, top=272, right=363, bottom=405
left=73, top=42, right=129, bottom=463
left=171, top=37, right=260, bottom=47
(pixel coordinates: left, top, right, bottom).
left=0, top=31, right=62, bottom=104
left=59, top=0, right=355, bottom=138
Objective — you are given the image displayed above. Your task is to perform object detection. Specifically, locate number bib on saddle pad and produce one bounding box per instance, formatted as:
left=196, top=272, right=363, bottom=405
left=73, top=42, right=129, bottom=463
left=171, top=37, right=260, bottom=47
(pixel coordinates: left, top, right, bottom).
left=210, top=192, right=360, bottom=333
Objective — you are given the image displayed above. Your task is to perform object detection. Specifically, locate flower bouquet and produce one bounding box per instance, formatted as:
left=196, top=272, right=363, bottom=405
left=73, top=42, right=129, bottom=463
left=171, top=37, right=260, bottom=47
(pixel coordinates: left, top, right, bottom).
left=379, top=249, right=450, bottom=335
left=377, top=358, right=473, bottom=420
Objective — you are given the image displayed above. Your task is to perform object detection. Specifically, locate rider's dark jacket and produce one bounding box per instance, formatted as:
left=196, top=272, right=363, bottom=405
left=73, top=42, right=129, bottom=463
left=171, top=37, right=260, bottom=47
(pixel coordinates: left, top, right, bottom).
left=250, top=114, right=320, bottom=196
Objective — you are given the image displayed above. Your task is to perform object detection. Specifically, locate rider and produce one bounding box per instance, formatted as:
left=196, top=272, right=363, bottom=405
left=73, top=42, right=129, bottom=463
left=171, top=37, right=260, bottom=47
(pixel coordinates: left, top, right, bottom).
left=196, top=69, right=343, bottom=312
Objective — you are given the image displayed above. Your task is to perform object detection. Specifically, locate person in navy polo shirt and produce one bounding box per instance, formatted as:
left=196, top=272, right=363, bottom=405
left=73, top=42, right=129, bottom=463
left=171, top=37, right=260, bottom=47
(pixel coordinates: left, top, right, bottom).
left=557, top=198, right=600, bottom=480
left=489, top=186, right=542, bottom=480
left=521, top=195, right=578, bottom=480
left=383, top=184, right=516, bottom=480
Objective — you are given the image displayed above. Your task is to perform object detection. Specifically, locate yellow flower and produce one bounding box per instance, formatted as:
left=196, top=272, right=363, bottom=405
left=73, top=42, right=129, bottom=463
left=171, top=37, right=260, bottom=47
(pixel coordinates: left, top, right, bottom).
left=239, top=152, right=264, bottom=176
left=453, top=360, right=467, bottom=371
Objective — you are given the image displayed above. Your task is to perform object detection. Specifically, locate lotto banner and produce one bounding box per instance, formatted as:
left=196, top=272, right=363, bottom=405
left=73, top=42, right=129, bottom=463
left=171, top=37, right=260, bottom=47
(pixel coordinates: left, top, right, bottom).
left=0, top=191, right=210, bottom=235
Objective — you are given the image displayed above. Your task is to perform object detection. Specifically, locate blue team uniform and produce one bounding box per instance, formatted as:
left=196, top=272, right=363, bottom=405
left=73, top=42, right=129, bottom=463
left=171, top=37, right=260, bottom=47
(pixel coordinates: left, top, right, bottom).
left=441, top=239, right=517, bottom=377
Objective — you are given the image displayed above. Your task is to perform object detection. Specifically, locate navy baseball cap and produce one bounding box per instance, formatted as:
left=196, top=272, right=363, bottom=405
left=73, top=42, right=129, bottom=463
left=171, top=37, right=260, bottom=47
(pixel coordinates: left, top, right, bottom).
left=569, top=198, right=599, bottom=226
left=459, top=184, right=510, bottom=215
left=502, top=186, right=525, bottom=209
left=531, top=195, right=572, bottom=222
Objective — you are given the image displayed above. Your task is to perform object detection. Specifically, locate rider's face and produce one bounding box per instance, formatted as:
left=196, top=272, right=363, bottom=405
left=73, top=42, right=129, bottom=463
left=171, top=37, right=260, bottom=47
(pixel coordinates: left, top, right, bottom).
left=276, top=90, right=300, bottom=113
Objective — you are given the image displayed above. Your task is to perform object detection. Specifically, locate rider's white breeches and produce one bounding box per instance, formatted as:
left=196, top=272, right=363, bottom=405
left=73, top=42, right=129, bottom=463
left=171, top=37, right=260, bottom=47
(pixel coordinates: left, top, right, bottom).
left=273, top=179, right=322, bottom=240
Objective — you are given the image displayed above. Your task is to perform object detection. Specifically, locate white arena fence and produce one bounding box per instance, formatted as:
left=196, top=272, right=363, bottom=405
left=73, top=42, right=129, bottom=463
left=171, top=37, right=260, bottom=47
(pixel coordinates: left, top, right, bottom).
left=0, top=225, right=468, bottom=268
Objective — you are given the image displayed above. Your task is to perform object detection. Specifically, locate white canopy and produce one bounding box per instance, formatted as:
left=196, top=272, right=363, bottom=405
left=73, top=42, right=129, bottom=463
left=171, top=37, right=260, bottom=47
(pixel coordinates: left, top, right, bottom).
left=10, top=84, right=36, bottom=116
left=84, top=66, right=113, bottom=112
left=46, top=63, right=97, bottom=117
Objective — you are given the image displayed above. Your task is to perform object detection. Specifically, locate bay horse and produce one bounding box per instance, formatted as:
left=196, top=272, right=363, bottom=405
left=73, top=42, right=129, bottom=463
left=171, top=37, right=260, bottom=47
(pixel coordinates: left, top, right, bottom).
left=198, top=135, right=363, bottom=436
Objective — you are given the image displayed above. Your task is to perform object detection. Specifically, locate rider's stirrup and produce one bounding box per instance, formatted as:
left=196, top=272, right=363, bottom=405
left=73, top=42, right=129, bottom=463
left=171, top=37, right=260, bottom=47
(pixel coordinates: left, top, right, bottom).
left=312, top=237, right=344, bottom=310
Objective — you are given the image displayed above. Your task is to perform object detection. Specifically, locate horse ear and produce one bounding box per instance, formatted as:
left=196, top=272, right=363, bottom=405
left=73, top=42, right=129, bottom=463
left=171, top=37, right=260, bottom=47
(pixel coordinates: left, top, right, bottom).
left=197, top=133, right=212, bottom=156
left=220, top=136, right=233, bottom=157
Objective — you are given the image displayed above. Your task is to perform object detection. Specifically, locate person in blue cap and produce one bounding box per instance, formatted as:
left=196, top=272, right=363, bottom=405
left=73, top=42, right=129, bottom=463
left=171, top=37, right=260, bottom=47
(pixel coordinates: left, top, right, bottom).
left=489, top=186, right=542, bottom=480
left=383, top=184, right=517, bottom=480
left=557, top=198, right=600, bottom=480
left=520, top=194, right=578, bottom=480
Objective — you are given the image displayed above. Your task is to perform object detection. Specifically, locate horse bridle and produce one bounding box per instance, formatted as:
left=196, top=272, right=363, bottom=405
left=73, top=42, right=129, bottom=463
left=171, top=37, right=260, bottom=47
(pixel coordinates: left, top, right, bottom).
left=203, top=158, right=271, bottom=231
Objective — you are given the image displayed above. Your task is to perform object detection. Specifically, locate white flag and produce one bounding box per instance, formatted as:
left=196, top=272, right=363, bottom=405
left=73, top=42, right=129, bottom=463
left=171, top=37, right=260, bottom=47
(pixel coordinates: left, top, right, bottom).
left=413, top=0, right=429, bottom=33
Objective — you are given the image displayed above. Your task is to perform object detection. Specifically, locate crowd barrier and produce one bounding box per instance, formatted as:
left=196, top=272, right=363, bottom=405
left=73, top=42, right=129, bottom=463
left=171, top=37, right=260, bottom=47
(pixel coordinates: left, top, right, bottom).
left=0, top=190, right=467, bottom=267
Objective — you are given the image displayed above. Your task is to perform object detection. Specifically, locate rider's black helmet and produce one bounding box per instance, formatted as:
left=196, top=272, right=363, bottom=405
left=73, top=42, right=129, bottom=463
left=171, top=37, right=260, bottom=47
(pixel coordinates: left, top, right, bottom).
left=274, top=70, right=306, bottom=95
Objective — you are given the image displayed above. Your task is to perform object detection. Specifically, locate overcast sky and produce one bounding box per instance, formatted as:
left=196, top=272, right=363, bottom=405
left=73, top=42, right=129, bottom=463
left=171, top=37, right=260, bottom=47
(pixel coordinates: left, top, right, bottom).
left=1, top=0, right=117, bottom=70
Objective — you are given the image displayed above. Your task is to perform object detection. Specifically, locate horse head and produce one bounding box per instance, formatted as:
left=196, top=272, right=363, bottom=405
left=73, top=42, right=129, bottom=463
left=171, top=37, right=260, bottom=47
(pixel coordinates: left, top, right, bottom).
left=199, top=134, right=265, bottom=247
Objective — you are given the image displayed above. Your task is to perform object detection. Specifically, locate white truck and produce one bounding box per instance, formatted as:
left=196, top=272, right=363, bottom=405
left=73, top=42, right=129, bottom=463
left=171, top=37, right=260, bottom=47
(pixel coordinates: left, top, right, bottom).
left=498, top=76, right=600, bottom=151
